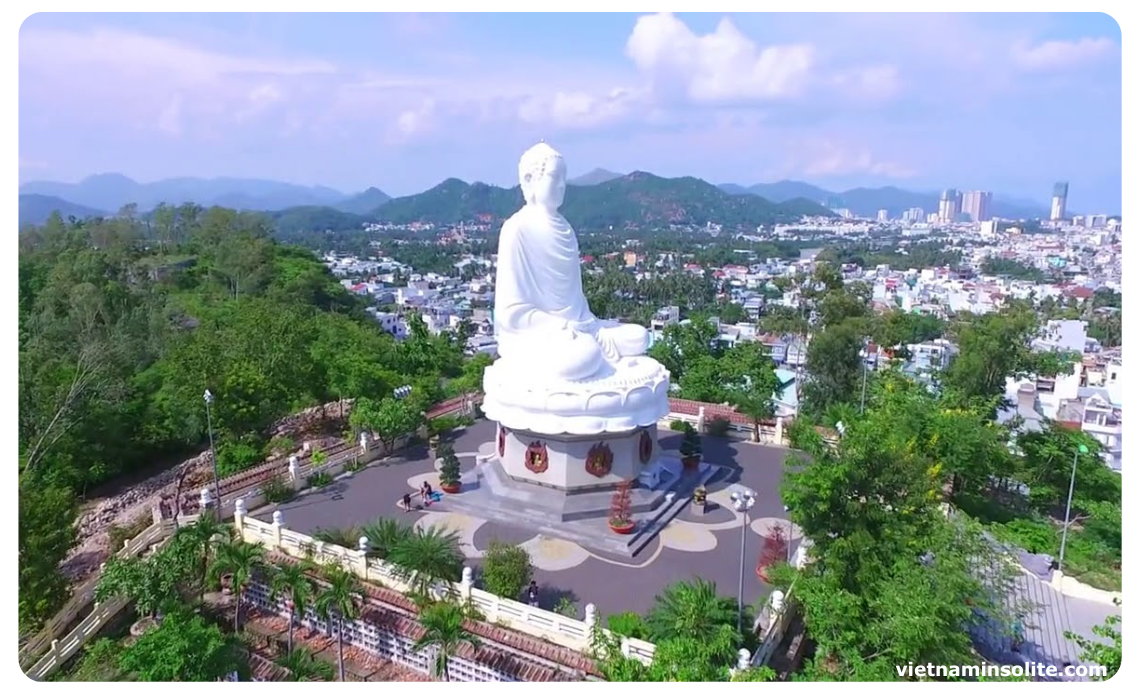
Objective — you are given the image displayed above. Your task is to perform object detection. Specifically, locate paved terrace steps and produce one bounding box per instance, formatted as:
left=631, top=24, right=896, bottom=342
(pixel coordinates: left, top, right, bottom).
left=261, top=551, right=598, bottom=681
left=162, top=396, right=474, bottom=517
left=161, top=394, right=770, bottom=519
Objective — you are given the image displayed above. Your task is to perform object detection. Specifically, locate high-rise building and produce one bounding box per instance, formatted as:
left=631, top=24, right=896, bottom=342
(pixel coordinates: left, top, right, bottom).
left=1050, top=181, right=1068, bottom=221
left=938, top=189, right=961, bottom=223
left=903, top=206, right=925, bottom=223
left=960, top=190, right=993, bottom=222
left=876, top=209, right=889, bottom=222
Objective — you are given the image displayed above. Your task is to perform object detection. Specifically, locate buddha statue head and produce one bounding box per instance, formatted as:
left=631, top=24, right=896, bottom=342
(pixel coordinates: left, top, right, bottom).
left=519, top=141, right=567, bottom=211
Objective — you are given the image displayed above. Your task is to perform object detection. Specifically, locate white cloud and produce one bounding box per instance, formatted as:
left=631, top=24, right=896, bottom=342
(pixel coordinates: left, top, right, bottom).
left=157, top=95, right=183, bottom=136
left=626, top=13, right=814, bottom=103
left=1010, top=37, right=1118, bottom=71
left=782, top=139, right=916, bottom=179
left=829, top=64, right=901, bottom=102
left=517, top=88, right=641, bottom=130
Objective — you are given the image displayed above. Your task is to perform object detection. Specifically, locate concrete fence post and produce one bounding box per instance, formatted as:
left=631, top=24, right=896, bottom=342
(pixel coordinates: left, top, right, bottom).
left=775, top=417, right=785, bottom=446
left=697, top=406, right=706, bottom=433
left=272, top=510, right=284, bottom=546
left=359, top=432, right=370, bottom=455
left=460, top=567, right=474, bottom=601
left=737, top=648, right=752, bottom=670
left=234, top=498, right=247, bottom=536
left=584, top=603, right=597, bottom=631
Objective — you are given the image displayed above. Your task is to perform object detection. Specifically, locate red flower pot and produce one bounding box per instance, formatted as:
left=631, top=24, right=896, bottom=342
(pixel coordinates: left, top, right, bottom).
left=441, top=483, right=461, bottom=494
left=682, top=455, right=701, bottom=471
left=608, top=520, right=636, bottom=535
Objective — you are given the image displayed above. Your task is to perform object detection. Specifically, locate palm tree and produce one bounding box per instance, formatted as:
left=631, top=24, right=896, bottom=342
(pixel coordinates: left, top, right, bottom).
left=313, top=525, right=361, bottom=549
left=645, top=578, right=739, bottom=643
left=386, top=525, right=465, bottom=600
left=208, top=540, right=267, bottom=632
left=179, top=512, right=230, bottom=601
left=268, top=562, right=313, bottom=655
left=276, top=646, right=335, bottom=682
left=413, top=601, right=481, bottom=682
left=361, top=517, right=412, bottom=560
left=314, top=566, right=365, bottom=682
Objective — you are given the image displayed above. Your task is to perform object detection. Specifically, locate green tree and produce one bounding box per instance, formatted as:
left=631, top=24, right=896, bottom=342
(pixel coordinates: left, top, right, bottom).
left=801, top=322, right=864, bottom=417
left=18, top=477, right=77, bottom=632
left=387, top=525, right=465, bottom=600
left=719, top=341, right=781, bottom=440
left=480, top=541, right=534, bottom=600
left=180, top=513, right=230, bottom=601
left=941, top=303, right=1073, bottom=410
left=314, top=565, right=366, bottom=682
left=118, top=608, right=249, bottom=682
left=349, top=396, right=424, bottom=454
left=276, top=645, right=335, bottom=682
left=269, top=562, right=315, bottom=655
left=645, top=578, right=739, bottom=644
left=413, top=601, right=481, bottom=681
left=207, top=539, right=266, bottom=631
left=361, top=517, right=412, bottom=561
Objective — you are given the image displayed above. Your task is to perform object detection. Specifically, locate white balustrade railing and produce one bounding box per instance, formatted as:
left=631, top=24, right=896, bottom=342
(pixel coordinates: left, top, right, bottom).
left=233, top=510, right=656, bottom=665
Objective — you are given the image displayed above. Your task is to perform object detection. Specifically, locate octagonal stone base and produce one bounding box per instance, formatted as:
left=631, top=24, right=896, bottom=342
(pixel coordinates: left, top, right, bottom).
left=497, top=424, right=658, bottom=493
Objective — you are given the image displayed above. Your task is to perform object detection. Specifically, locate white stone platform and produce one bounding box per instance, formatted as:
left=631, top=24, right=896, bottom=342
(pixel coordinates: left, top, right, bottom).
left=443, top=448, right=721, bottom=557
left=481, top=355, right=670, bottom=435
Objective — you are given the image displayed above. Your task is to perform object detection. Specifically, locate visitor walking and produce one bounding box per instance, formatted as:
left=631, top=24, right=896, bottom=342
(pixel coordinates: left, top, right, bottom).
left=402, top=492, right=413, bottom=513
left=527, top=581, right=539, bottom=607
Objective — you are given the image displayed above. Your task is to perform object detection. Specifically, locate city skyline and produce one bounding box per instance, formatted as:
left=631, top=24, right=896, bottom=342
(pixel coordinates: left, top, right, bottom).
left=18, top=12, right=1123, bottom=211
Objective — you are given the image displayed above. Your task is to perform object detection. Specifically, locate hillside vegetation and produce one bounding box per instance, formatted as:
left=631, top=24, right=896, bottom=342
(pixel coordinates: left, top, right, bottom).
left=18, top=207, right=472, bottom=632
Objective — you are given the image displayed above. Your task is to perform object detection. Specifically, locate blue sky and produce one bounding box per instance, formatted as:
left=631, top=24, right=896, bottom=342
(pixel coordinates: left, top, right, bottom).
left=18, top=12, right=1123, bottom=211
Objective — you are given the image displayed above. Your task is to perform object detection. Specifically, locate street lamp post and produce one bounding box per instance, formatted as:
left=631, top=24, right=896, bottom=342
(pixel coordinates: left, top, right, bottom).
left=1058, top=443, right=1090, bottom=573
left=860, top=339, right=871, bottom=414
left=203, top=389, right=221, bottom=516
left=731, top=488, right=756, bottom=633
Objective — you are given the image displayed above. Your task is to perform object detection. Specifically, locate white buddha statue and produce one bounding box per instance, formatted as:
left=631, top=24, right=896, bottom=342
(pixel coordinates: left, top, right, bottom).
left=494, top=142, right=649, bottom=382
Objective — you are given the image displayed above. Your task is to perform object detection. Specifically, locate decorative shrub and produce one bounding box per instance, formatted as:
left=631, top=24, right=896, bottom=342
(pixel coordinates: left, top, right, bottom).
left=310, top=449, right=327, bottom=467
left=554, top=596, right=578, bottom=619
left=481, top=541, right=534, bottom=600
left=608, top=481, right=633, bottom=528
left=679, top=424, right=702, bottom=459
left=438, top=443, right=462, bottom=488
left=707, top=416, right=731, bottom=437
left=262, top=477, right=296, bottom=504
left=343, top=457, right=365, bottom=473
left=307, top=471, right=333, bottom=488
left=607, top=611, right=648, bottom=639
left=669, top=419, right=690, bottom=432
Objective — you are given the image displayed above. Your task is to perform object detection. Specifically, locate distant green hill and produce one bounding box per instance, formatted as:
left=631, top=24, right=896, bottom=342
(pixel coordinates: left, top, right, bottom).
left=18, top=194, right=106, bottom=226
left=334, top=186, right=391, bottom=214
left=373, top=172, right=833, bottom=228
left=266, top=205, right=367, bottom=234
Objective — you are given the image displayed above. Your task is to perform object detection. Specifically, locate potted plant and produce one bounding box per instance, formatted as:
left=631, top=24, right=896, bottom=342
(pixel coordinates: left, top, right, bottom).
left=691, top=484, right=708, bottom=517
left=608, top=481, right=635, bottom=535
left=679, top=423, right=702, bottom=471
left=438, top=443, right=462, bottom=494
left=756, top=525, right=789, bottom=582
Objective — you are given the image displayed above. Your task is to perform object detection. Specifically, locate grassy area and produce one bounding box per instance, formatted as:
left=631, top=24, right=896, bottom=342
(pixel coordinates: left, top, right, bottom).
left=956, top=492, right=1121, bottom=592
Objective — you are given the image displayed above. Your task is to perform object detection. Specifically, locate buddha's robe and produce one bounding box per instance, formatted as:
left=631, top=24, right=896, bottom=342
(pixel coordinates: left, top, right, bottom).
left=494, top=206, right=647, bottom=381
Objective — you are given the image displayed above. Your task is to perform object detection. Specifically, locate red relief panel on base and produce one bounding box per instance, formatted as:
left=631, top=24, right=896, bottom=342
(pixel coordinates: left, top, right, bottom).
left=585, top=442, right=614, bottom=478
left=639, top=430, right=653, bottom=464
left=525, top=441, right=549, bottom=474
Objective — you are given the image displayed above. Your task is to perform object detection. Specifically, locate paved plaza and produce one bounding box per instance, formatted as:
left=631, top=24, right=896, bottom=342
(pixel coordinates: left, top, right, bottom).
left=257, top=418, right=1120, bottom=666
left=258, top=419, right=798, bottom=617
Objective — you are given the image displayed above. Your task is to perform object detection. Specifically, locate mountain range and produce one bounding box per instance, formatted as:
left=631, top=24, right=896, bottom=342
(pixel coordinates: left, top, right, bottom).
left=717, top=180, right=1050, bottom=220
left=18, top=170, right=1054, bottom=228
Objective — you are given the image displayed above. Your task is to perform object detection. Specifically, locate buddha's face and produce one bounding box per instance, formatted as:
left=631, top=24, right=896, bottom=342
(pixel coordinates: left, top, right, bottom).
left=522, top=156, right=567, bottom=211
